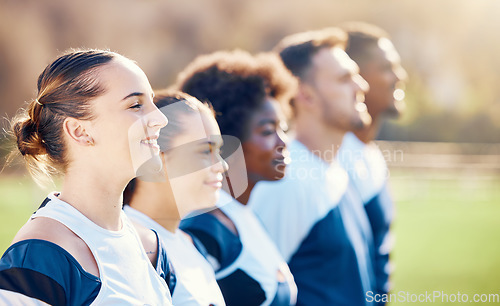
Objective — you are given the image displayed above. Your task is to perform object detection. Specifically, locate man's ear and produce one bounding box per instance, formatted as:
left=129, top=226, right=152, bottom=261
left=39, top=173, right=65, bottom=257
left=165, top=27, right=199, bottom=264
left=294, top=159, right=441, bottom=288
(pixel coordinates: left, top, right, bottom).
left=295, top=82, right=318, bottom=110
left=63, top=117, right=94, bottom=146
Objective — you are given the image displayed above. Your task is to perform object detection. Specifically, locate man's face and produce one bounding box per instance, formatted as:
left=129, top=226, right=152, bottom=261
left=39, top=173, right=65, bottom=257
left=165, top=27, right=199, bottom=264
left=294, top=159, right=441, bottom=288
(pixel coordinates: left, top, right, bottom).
left=309, top=47, right=371, bottom=132
left=359, top=38, right=407, bottom=118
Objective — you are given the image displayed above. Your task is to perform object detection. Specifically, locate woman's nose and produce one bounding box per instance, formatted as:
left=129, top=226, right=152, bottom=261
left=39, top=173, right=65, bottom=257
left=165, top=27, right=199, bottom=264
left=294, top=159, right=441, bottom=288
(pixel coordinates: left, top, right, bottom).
left=276, top=131, right=287, bottom=153
left=213, top=155, right=229, bottom=173
left=147, top=105, right=168, bottom=129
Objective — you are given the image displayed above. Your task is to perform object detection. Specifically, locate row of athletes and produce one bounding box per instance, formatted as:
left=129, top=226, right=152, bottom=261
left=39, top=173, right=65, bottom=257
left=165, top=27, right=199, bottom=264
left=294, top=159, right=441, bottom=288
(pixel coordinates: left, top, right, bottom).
left=0, top=22, right=407, bottom=306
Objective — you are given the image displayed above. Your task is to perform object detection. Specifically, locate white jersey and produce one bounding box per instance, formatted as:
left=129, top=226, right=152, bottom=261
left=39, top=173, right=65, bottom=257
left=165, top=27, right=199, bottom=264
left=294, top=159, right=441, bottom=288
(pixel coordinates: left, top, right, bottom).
left=249, top=140, right=376, bottom=305
left=32, top=193, right=173, bottom=305
left=215, top=191, right=297, bottom=306
left=124, top=206, right=226, bottom=306
left=338, top=132, right=388, bottom=203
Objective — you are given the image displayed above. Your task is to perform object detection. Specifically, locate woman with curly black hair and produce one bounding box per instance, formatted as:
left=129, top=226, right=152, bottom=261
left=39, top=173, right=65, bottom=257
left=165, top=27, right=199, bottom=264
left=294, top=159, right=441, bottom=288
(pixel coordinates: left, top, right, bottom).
left=177, top=50, right=298, bottom=306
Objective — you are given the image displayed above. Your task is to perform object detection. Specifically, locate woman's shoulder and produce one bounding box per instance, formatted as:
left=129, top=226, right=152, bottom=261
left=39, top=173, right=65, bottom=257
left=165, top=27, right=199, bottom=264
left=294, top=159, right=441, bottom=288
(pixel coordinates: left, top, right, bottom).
left=129, top=222, right=176, bottom=293
left=0, top=239, right=101, bottom=306
left=181, top=208, right=237, bottom=236
left=12, top=217, right=99, bottom=278
left=130, top=222, right=158, bottom=265
left=13, top=216, right=77, bottom=244
left=180, top=209, right=242, bottom=272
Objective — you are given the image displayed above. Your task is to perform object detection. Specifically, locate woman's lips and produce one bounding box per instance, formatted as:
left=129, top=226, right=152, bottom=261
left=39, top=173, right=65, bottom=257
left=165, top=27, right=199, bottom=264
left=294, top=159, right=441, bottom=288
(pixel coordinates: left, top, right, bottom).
left=141, top=136, right=160, bottom=151
left=272, top=155, right=289, bottom=166
left=205, top=180, right=223, bottom=189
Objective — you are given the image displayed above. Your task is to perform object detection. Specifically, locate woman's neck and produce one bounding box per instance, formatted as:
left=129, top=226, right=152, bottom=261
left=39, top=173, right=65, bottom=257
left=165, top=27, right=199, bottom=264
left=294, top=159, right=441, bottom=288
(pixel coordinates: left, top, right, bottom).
left=59, top=168, right=126, bottom=231
left=128, top=180, right=181, bottom=233
left=236, top=180, right=257, bottom=205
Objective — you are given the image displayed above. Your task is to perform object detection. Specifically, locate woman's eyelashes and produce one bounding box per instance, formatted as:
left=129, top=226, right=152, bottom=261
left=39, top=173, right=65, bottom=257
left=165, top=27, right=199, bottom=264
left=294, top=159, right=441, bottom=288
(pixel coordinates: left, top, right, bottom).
left=261, top=124, right=283, bottom=137
left=259, top=123, right=277, bottom=136
left=129, top=99, right=143, bottom=110
left=201, top=143, right=223, bottom=159
left=200, top=143, right=214, bottom=155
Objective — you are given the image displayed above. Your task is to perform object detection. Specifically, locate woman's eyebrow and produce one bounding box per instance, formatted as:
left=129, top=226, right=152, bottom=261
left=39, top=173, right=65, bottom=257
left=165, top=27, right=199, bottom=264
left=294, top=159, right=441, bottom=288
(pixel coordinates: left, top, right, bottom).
left=258, top=118, right=277, bottom=126
left=122, top=92, right=144, bottom=101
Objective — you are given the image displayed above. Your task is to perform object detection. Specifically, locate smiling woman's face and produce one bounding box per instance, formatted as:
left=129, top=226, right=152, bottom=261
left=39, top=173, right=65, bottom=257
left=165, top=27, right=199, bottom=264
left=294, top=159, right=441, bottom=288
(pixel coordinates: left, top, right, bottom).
left=242, top=96, right=288, bottom=183
left=163, top=109, right=226, bottom=218
left=86, top=58, right=167, bottom=181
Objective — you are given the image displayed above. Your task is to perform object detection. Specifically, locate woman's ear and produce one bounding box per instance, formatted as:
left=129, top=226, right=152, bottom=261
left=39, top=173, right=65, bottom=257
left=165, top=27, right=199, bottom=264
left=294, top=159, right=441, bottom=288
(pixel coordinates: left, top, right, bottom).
left=63, top=117, right=94, bottom=146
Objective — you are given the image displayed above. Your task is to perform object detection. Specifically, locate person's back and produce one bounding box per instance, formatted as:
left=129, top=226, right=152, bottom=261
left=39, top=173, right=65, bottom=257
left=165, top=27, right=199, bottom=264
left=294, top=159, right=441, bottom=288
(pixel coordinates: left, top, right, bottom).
left=340, top=22, right=408, bottom=296
left=339, top=131, right=394, bottom=296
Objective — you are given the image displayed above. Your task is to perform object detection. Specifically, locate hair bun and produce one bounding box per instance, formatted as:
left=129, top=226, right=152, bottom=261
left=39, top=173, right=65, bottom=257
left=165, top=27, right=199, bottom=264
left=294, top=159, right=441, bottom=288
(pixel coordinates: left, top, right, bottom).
left=13, top=118, right=47, bottom=157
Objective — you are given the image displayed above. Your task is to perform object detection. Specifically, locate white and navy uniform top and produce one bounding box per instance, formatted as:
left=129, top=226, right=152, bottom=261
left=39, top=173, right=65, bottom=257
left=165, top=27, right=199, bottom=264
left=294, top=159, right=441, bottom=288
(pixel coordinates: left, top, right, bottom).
left=249, top=140, right=376, bottom=306
left=338, top=132, right=394, bottom=294
left=180, top=190, right=297, bottom=306
left=124, top=205, right=226, bottom=306
left=0, top=193, right=174, bottom=306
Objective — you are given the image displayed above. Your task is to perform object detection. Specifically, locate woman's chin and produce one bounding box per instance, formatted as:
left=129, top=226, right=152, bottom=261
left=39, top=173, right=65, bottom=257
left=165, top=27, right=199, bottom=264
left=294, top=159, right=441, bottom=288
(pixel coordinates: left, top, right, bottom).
left=186, top=201, right=218, bottom=217
left=269, top=168, right=287, bottom=181
left=134, top=156, right=164, bottom=181
left=199, top=193, right=219, bottom=210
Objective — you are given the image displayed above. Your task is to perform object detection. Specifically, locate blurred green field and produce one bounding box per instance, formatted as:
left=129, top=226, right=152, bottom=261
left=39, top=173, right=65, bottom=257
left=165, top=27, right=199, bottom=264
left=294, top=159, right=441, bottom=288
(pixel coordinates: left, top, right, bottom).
left=1, top=170, right=499, bottom=304
left=0, top=175, right=51, bottom=251
left=389, top=170, right=500, bottom=305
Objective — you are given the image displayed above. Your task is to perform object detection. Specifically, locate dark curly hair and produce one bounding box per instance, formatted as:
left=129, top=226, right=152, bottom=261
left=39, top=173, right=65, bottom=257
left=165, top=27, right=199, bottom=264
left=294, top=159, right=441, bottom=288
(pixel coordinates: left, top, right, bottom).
left=174, top=49, right=297, bottom=142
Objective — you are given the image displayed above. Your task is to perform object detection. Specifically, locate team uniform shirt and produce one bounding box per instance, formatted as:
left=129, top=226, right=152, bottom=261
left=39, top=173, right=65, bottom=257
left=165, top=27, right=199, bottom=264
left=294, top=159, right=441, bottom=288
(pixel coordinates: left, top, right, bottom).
left=180, top=191, right=297, bottom=306
left=0, top=193, right=174, bottom=306
left=339, top=132, right=395, bottom=294
left=249, top=139, right=376, bottom=306
left=124, top=205, right=226, bottom=306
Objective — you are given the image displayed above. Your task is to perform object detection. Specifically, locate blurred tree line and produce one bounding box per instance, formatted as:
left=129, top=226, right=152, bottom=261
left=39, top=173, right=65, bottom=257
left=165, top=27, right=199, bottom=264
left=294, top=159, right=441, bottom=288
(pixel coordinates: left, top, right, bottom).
left=1, top=0, right=499, bottom=145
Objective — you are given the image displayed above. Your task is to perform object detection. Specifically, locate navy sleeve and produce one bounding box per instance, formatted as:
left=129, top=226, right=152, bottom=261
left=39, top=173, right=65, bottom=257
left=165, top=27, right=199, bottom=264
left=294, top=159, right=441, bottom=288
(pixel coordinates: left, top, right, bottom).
left=182, top=214, right=274, bottom=306
left=180, top=212, right=242, bottom=272
left=0, top=239, right=101, bottom=306
left=153, top=231, right=176, bottom=295
left=364, top=185, right=394, bottom=298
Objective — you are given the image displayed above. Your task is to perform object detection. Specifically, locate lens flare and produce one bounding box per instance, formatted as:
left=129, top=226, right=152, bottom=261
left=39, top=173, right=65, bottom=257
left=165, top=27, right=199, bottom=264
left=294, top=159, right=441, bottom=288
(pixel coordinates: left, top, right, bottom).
left=355, top=102, right=367, bottom=112
left=394, top=89, right=405, bottom=101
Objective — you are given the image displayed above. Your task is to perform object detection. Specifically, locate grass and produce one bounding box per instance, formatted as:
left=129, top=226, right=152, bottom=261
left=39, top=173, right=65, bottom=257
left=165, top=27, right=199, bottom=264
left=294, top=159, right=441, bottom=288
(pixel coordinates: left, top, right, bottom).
left=0, top=170, right=499, bottom=304
left=0, top=174, right=56, bottom=252
left=389, top=170, right=500, bottom=304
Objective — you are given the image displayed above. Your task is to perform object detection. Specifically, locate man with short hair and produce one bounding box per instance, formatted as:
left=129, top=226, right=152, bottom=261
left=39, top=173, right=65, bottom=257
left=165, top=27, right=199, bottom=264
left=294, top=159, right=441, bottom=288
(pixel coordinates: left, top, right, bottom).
left=250, top=28, right=377, bottom=305
left=339, top=22, right=408, bottom=297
